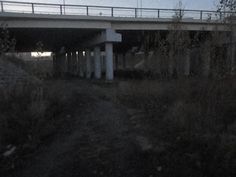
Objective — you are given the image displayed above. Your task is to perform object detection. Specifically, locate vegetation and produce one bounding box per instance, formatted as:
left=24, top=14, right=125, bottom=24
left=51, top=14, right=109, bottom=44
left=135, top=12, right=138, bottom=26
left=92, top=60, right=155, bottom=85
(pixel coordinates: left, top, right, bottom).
left=0, top=26, right=66, bottom=174
left=219, top=0, right=236, bottom=11
left=138, top=4, right=234, bottom=79
left=116, top=78, right=236, bottom=177
left=0, top=24, right=16, bottom=55
left=0, top=80, right=71, bottom=174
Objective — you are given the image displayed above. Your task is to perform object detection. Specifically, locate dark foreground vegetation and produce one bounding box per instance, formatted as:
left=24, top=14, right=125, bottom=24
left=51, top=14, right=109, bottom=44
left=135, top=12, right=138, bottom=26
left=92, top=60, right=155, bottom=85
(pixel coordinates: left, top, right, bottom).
left=0, top=72, right=235, bottom=177
left=0, top=82, right=65, bottom=173
left=116, top=77, right=236, bottom=177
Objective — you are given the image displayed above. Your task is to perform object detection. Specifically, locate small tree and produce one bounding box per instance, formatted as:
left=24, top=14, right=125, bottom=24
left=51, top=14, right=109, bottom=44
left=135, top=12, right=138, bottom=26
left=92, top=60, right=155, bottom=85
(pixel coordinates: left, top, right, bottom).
left=166, top=1, right=191, bottom=78
left=219, top=0, right=236, bottom=11
left=218, top=0, right=236, bottom=75
left=35, top=41, right=44, bottom=57
left=173, top=1, right=185, bottom=21
left=0, top=24, right=16, bottom=56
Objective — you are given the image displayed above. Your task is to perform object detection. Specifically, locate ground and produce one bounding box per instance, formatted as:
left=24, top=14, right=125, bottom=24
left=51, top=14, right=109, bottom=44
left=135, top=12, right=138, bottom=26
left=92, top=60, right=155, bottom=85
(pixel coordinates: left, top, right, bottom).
left=7, top=79, right=156, bottom=177
left=2, top=78, right=236, bottom=177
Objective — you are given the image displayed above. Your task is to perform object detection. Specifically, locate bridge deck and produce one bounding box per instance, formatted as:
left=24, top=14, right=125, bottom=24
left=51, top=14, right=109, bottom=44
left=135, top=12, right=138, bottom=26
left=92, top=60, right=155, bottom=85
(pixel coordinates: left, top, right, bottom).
left=0, top=0, right=234, bottom=22
left=0, top=1, right=234, bottom=52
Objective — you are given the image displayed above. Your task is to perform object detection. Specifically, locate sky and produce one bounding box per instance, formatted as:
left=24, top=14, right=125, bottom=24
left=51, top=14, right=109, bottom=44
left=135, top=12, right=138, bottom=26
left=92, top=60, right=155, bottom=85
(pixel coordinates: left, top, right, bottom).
left=5, top=0, right=220, bottom=10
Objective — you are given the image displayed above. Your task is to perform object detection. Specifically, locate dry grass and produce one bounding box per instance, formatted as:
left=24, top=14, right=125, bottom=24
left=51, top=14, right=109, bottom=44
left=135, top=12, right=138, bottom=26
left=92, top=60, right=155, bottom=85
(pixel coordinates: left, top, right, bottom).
left=116, top=77, right=236, bottom=177
left=0, top=79, right=70, bottom=173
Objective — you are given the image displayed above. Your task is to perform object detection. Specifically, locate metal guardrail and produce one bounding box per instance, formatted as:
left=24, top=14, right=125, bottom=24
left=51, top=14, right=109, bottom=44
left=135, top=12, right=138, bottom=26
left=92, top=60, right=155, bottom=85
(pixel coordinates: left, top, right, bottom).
left=0, top=0, right=234, bottom=21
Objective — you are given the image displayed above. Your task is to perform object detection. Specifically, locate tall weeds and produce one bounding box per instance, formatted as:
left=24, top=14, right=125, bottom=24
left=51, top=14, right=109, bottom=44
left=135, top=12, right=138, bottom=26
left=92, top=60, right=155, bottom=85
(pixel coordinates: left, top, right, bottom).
left=117, top=78, right=236, bottom=176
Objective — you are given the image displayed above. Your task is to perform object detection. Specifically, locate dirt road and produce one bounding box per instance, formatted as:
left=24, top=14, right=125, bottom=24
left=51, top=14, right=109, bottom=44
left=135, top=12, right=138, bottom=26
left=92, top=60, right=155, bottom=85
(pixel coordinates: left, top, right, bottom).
left=11, top=80, right=152, bottom=177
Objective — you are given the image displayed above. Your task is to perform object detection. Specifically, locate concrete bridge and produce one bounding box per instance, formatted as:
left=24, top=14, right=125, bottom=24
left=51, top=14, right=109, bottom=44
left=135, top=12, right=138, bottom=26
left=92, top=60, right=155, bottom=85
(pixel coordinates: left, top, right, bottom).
left=0, top=1, right=235, bottom=80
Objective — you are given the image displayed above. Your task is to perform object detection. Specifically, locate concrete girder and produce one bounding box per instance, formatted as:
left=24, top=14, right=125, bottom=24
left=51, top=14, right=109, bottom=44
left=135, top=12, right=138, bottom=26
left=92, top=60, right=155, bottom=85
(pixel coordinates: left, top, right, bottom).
left=85, top=29, right=122, bottom=47
left=0, top=13, right=233, bottom=32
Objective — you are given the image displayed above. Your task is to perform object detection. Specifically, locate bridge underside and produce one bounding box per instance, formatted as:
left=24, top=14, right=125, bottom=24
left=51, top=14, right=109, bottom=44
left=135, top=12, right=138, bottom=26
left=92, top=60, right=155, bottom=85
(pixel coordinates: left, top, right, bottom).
left=8, top=28, right=235, bottom=81
left=10, top=28, right=100, bottom=52
left=9, top=28, right=164, bottom=55
left=9, top=28, right=211, bottom=53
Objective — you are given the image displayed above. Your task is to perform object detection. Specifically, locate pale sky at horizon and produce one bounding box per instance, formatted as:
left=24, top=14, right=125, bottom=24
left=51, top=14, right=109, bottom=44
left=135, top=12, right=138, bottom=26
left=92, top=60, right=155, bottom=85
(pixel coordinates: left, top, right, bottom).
left=5, top=0, right=220, bottom=10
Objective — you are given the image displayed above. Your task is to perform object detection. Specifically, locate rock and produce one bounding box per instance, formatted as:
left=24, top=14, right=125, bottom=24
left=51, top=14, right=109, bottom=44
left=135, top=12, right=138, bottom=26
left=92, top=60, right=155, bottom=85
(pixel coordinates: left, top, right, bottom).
left=3, top=146, right=16, bottom=157
left=157, top=166, right=162, bottom=172
left=135, top=135, right=153, bottom=151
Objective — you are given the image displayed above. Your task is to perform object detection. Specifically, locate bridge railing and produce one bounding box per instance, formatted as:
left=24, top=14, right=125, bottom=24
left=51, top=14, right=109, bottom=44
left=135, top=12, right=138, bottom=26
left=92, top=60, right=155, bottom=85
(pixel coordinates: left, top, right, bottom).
left=0, top=0, right=234, bottom=22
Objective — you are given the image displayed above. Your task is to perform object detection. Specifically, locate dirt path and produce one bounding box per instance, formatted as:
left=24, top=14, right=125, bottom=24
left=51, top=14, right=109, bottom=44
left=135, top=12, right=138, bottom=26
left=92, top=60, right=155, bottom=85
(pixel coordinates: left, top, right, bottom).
left=12, top=80, right=150, bottom=177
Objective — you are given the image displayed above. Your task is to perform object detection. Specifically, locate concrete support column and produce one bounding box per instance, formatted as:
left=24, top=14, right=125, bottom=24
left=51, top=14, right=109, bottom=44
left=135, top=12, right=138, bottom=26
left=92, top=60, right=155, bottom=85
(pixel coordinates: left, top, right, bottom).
left=85, top=49, right=92, bottom=79
left=231, top=44, right=235, bottom=75
left=184, top=49, right=191, bottom=76
left=105, top=42, right=114, bottom=80
left=58, top=47, right=66, bottom=76
left=57, top=53, right=65, bottom=77
left=54, top=52, right=65, bottom=77
left=94, top=46, right=102, bottom=79
left=76, top=51, right=79, bottom=75
left=53, top=53, right=58, bottom=75
left=231, top=44, right=236, bottom=74
left=71, top=52, right=77, bottom=75
left=231, top=31, right=236, bottom=75
left=67, top=52, right=72, bottom=74
left=122, top=53, right=126, bottom=69
left=78, top=50, right=84, bottom=77
left=115, top=53, right=119, bottom=71
left=201, top=41, right=211, bottom=77
left=168, top=50, right=175, bottom=77
left=61, top=53, right=67, bottom=75
left=65, top=53, right=68, bottom=73
left=155, top=51, right=161, bottom=75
